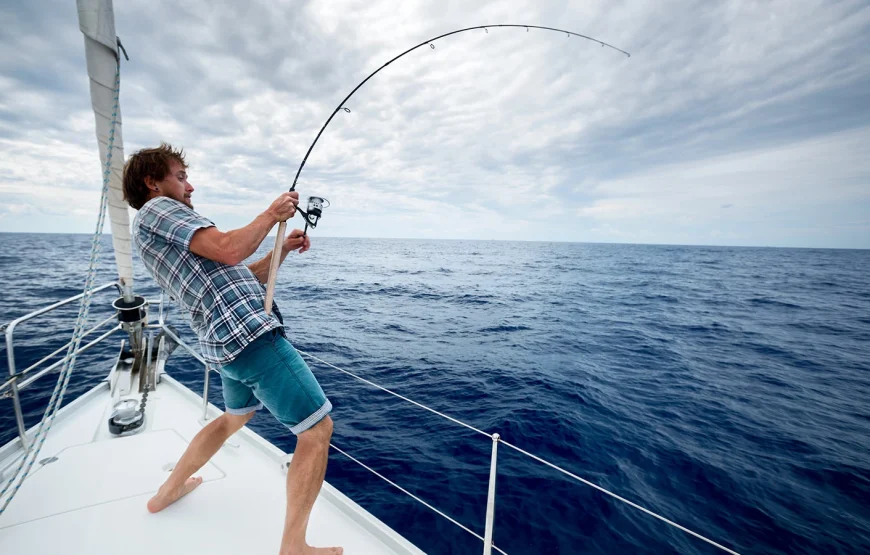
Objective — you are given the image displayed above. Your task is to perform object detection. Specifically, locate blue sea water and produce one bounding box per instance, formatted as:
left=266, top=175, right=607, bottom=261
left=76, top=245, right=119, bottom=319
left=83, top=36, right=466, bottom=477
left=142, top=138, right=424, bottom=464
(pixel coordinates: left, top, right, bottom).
left=1, top=232, right=869, bottom=554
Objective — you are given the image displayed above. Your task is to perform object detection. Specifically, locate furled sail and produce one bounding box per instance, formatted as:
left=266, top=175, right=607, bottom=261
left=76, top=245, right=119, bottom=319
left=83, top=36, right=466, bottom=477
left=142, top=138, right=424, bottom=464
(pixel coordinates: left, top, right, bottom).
left=76, top=0, right=133, bottom=298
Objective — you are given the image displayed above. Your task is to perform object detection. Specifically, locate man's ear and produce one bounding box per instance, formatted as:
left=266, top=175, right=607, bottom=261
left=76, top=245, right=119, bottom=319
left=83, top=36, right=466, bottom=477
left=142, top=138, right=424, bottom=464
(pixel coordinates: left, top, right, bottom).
left=144, top=176, right=158, bottom=192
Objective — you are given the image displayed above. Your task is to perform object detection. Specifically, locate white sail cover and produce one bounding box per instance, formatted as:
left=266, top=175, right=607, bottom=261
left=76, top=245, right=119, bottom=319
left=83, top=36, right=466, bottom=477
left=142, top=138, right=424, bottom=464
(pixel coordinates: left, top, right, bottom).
left=76, top=0, right=134, bottom=296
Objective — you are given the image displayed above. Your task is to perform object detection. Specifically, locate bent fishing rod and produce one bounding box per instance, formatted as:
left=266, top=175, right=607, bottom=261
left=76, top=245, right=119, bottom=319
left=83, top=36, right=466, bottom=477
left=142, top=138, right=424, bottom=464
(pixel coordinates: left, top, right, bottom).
left=263, top=24, right=630, bottom=314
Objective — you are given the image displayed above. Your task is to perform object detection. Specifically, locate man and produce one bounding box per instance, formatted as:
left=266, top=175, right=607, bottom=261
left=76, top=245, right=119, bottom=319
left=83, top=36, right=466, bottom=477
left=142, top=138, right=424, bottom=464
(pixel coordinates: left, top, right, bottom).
left=124, top=143, right=342, bottom=555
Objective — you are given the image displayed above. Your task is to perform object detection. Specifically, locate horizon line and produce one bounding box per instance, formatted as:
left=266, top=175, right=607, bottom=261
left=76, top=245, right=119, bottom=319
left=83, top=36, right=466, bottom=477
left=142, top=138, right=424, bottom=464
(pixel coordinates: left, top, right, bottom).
left=0, top=230, right=866, bottom=251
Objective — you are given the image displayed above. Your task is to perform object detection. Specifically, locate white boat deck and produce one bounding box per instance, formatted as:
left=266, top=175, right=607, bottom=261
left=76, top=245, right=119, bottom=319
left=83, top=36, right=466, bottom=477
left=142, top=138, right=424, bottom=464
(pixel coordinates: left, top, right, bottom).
left=0, top=374, right=425, bottom=555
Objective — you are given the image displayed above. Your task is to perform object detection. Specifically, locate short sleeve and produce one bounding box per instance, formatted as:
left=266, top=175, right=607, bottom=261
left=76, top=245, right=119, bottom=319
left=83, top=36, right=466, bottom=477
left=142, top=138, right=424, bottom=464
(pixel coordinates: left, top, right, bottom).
left=138, top=197, right=214, bottom=251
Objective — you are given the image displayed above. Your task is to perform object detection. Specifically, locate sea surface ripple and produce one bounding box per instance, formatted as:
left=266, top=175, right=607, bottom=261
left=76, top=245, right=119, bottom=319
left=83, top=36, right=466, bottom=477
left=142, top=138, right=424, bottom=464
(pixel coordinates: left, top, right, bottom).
left=1, top=233, right=869, bottom=554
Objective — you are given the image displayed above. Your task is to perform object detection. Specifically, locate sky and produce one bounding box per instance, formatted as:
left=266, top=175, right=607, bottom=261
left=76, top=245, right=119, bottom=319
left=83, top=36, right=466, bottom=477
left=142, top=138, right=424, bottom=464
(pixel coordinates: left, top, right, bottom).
left=0, top=0, right=868, bottom=248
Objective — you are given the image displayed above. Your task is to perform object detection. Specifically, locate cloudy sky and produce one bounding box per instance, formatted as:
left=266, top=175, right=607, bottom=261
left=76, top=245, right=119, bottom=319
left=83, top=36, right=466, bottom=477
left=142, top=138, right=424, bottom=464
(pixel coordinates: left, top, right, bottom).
left=1, top=0, right=868, bottom=248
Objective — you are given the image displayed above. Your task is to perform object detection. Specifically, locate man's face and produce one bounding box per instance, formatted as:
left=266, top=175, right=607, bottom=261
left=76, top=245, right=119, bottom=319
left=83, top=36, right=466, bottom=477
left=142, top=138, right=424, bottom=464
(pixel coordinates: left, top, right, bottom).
left=153, top=160, right=194, bottom=209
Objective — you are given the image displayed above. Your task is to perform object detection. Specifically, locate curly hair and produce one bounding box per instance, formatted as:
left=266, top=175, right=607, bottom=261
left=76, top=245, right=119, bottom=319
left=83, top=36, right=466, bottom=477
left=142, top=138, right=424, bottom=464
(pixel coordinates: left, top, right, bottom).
left=122, top=142, right=187, bottom=210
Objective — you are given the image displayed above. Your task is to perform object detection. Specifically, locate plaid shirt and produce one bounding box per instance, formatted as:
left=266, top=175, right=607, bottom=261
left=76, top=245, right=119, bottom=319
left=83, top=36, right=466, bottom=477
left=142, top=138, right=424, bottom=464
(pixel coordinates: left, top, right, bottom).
left=133, top=196, right=285, bottom=365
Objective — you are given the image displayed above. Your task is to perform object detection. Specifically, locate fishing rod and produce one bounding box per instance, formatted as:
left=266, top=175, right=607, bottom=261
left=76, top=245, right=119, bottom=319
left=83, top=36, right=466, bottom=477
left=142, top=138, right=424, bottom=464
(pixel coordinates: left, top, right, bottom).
left=263, top=24, right=630, bottom=314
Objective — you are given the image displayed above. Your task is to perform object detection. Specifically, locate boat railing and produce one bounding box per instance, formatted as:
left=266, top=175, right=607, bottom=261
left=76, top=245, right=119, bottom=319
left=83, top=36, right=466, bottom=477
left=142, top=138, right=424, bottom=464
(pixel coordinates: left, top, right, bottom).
left=0, top=282, right=162, bottom=452
left=155, top=321, right=742, bottom=555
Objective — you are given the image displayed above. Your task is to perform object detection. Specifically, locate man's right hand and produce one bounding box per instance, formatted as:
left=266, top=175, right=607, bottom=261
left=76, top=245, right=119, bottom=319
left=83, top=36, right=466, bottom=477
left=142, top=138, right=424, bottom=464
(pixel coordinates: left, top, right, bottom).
left=267, top=192, right=299, bottom=222
left=190, top=191, right=301, bottom=266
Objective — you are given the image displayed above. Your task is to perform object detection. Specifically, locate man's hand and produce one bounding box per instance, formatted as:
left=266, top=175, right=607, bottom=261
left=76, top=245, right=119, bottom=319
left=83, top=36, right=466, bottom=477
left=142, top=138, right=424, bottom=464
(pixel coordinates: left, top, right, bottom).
left=267, top=192, right=299, bottom=222
left=282, top=229, right=311, bottom=255
left=248, top=228, right=310, bottom=283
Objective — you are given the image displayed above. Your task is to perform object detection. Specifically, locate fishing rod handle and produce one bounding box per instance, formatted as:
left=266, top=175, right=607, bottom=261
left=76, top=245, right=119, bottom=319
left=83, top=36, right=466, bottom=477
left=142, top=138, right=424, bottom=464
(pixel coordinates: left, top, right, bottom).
left=263, top=221, right=286, bottom=315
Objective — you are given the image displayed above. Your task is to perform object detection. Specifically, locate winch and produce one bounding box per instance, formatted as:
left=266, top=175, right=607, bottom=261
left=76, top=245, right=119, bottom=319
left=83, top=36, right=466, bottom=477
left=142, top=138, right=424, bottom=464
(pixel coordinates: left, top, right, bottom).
left=107, top=396, right=146, bottom=436
left=109, top=294, right=150, bottom=436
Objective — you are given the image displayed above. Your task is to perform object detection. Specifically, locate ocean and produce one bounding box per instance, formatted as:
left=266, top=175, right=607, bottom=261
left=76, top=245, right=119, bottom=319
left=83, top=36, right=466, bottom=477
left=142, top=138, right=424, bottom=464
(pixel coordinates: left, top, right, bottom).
left=1, top=232, right=868, bottom=554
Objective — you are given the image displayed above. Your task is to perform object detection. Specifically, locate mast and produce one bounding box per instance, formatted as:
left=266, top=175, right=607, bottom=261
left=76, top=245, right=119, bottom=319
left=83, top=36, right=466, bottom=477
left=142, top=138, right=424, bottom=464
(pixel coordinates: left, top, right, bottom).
left=76, top=0, right=133, bottom=301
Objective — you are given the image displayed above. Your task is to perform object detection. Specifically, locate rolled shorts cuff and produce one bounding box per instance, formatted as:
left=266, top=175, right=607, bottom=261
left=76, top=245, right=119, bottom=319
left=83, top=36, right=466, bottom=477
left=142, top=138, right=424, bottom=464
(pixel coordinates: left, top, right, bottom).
left=289, top=399, right=333, bottom=435
left=225, top=401, right=263, bottom=416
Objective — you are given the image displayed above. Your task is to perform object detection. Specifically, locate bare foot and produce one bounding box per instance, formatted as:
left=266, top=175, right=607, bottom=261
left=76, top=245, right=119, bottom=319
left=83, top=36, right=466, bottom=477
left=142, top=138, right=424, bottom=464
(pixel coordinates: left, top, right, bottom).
left=146, top=476, right=203, bottom=513
left=284, top=546, right=343, bottom=555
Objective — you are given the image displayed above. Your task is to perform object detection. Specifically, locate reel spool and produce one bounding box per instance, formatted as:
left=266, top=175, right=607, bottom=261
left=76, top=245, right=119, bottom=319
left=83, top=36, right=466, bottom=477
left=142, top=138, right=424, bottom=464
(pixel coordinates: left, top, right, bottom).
left=298, top=196, right=330, bottom=232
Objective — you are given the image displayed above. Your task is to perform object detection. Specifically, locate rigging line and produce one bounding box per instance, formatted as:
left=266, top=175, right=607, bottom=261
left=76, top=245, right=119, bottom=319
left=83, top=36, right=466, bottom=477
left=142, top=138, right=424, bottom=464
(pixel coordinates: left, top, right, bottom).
left=289, top=24, right=629, bottom=190
left=330, top=442, right=509, bottom=555
left=297, top=350, right=490, bottom=438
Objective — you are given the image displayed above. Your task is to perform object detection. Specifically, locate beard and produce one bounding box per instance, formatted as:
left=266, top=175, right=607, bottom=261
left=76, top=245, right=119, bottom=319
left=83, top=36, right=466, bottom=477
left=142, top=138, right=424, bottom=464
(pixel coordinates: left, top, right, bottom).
left=171, top=191, right=193, bottom=209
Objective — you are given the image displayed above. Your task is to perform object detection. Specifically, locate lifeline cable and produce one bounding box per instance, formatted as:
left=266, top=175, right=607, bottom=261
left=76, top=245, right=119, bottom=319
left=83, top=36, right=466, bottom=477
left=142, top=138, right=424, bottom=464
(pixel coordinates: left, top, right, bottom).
left=298, top=350, right=742, bottom=554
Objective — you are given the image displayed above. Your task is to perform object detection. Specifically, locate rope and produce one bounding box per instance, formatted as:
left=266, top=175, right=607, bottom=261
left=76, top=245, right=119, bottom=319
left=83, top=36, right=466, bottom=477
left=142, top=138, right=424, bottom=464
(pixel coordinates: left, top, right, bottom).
left=301, top=352, right=742, bottom=555
left=329, top=442, right=508, bottom=555
left=0, top=60, right=121, bottom=516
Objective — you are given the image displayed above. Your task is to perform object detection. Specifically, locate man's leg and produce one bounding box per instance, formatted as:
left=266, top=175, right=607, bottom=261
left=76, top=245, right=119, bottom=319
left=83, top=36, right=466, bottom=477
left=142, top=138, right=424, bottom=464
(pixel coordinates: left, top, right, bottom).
left=147, top=411, right=255, bottom=513
left=279, top=415, right=342, bottom=555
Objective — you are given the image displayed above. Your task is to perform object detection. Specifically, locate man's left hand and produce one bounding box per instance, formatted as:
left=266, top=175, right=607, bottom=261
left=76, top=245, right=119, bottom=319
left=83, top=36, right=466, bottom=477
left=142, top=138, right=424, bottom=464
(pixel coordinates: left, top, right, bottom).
left=282, top=229, right=311, bottom=255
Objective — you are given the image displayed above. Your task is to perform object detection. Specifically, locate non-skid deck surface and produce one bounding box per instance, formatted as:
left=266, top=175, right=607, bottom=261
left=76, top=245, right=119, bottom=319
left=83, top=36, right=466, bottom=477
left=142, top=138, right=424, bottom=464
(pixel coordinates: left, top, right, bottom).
left=0, top=376, right=424, bottom=555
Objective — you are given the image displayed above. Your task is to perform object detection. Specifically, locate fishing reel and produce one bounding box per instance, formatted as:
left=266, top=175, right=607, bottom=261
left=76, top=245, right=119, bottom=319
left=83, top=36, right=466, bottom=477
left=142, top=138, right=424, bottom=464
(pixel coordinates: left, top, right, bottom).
left=296, top=196, right=330, bottom=234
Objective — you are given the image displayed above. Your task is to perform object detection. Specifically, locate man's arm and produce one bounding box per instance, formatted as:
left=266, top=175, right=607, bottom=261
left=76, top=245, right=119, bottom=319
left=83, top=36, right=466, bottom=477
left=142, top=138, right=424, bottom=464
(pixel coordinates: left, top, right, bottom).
left=189, top=192, right=298, bottom=266
left=248, top=229, right=311, bottom=284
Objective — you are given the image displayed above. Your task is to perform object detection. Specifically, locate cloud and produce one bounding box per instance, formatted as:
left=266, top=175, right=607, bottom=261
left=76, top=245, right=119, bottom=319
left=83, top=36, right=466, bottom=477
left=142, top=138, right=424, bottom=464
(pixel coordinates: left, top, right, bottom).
left=575, top=125, right=870, bottom=247
left=0, top=0, right=868, bottom=248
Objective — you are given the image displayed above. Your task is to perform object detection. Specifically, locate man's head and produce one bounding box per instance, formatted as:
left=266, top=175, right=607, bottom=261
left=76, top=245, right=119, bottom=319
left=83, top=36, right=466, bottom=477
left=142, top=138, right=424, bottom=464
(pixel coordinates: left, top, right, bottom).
left=123, top=143, right=194, bottom=210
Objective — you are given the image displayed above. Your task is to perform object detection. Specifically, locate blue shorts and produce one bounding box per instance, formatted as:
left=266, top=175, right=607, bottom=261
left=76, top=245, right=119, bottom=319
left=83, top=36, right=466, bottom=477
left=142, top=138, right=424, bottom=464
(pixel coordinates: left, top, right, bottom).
left=218, top=329, right=332, bottom=435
